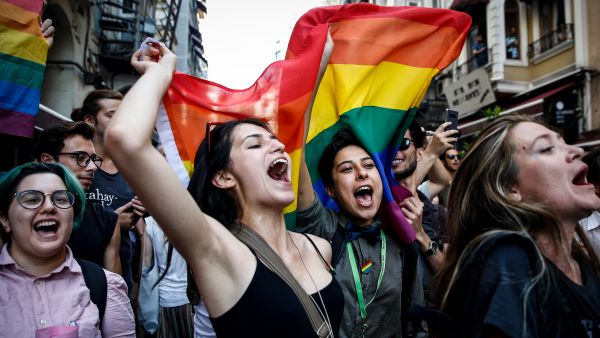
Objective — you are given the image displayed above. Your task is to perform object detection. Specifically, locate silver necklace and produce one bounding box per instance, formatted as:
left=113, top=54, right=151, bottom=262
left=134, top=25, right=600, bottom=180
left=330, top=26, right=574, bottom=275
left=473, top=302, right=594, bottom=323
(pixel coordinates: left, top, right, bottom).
left=288, top=231, right=334, bottom=337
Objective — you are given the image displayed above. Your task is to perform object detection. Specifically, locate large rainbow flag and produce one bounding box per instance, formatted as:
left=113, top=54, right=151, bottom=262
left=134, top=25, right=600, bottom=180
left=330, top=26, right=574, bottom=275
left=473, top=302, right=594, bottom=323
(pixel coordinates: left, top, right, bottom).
left=157, top=3, right=470, bottom=243
left=0, top=0, right=47, bottom=138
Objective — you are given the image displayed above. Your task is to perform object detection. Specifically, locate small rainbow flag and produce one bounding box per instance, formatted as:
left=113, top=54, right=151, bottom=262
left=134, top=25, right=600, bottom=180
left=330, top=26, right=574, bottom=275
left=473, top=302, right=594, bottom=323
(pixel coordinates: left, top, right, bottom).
left=157, top=4, right=470, bottom=242
left=361, top=259, right=373, bottom=274
left=0, top=0, right=48, bottom=138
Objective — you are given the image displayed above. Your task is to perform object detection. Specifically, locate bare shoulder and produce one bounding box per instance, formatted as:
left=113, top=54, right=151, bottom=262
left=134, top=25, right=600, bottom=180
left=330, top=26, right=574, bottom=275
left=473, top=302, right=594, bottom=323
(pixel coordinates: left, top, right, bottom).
left=293, top=232, right=332, bottom=262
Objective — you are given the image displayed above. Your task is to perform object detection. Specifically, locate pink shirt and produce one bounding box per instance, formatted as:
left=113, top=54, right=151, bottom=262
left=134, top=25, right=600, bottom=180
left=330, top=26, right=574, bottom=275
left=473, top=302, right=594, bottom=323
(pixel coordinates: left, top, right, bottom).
left=0, top=245, right=135, bottom=337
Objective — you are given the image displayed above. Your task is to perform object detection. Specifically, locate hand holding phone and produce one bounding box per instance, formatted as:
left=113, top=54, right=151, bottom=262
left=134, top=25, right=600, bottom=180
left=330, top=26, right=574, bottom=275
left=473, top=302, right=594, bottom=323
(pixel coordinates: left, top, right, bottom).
left=445, top=109, right=459, bottom=131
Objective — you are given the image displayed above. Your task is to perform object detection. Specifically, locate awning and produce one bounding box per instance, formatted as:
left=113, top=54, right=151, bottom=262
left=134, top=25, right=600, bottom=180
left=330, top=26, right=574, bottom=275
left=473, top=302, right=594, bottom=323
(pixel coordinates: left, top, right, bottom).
left=505, top=81, right=576, bottom=110
left=459, top=81, right=576, bottom=136
left=450, top=0, right=489, bottom=10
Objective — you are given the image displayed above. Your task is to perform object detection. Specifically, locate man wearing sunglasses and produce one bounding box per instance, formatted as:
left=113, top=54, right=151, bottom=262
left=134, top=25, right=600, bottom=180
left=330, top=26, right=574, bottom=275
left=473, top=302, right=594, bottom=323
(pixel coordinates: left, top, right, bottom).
left=436, top=148, right=461, bottom=205
left=392, top=121, right=457, bottom=274
left=35, top=122, right=123, bottom=274
left=418, top=147, right=461, bottom=208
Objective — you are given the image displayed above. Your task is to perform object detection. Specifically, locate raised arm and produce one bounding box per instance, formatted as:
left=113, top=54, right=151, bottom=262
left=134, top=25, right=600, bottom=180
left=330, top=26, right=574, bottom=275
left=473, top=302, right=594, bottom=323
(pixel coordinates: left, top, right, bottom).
left=298, top=153, right=317, bottom=210
left=104, top=44, right=253, bottom=310
left=422, top=161, right=452, bottom=200
left=298, top=31, right=334, bottom=211
left=414, top=122, right=456, bottom=185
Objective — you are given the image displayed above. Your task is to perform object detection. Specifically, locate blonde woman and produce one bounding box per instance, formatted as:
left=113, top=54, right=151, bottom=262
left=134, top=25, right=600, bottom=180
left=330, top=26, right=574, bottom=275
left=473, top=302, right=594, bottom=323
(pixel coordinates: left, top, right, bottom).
left=435, top=115, right=600, bottom=338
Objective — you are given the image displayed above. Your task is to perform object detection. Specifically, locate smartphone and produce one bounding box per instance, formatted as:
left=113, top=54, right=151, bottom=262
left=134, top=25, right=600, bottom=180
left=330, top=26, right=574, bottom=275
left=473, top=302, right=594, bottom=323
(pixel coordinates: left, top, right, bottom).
left=445, top=109, right=459, bottom=131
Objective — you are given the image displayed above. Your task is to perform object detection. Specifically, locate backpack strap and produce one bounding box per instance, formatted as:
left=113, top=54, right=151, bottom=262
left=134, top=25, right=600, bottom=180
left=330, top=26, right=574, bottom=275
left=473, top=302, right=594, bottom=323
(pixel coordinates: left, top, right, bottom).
left=76, top=258, right=108, bottom=328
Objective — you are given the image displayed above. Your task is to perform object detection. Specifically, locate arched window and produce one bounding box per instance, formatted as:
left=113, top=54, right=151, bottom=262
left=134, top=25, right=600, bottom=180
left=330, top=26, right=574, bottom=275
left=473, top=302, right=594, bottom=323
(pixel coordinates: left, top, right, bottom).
left=505, top=0, right=520, bottom=60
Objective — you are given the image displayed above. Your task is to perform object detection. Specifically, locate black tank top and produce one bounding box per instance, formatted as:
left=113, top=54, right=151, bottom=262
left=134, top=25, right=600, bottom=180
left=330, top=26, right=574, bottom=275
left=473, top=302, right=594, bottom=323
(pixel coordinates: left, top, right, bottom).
left=210, top=259, right=344, bottom=337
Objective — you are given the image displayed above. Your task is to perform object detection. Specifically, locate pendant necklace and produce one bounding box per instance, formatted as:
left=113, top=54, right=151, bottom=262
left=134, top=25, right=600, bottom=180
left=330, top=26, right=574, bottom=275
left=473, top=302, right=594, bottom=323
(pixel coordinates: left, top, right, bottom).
left=288, top=231, right=334, bottom=337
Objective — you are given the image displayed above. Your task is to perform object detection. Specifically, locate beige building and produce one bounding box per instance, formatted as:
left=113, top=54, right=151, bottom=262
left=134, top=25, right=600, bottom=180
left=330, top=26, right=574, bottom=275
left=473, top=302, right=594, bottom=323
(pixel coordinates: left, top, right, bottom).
left=439, top=0, right=600, bottom=148
left=1, top=0, right=207, bottom=170
left=343, top=0, right=600, bottom=148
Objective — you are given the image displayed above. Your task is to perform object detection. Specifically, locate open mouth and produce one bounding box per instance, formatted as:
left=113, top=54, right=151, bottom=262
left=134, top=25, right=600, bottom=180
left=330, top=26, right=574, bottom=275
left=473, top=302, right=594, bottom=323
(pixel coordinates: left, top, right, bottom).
left=573, top=167, right=589, bottom=186
left=267, top=158, right=289, bottom=182
left=392, top=158, right=403, bottom=166
left=34, top=220, right=58, bottom=236
left=354, top=185, right=373, bottom=207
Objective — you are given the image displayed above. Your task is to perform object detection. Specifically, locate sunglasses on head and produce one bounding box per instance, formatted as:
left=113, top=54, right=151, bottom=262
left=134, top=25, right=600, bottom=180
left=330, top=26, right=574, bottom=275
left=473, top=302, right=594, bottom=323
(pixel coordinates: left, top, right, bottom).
left=398, top=138, right=414, bottom=151
left=446, top=154, right=461, bottom=160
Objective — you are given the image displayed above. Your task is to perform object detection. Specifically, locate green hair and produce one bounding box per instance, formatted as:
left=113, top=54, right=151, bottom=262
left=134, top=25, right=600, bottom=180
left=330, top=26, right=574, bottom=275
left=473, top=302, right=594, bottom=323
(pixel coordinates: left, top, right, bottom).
left=0, top=162, right=86, bottom=243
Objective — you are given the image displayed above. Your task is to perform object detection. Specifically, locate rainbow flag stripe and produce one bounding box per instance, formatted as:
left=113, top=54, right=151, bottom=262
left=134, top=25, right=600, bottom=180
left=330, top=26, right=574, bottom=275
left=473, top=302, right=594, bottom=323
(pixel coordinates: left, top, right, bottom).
left=159, top=4, right=470, bottom=242
left=0, top=0, right=47, bottom=138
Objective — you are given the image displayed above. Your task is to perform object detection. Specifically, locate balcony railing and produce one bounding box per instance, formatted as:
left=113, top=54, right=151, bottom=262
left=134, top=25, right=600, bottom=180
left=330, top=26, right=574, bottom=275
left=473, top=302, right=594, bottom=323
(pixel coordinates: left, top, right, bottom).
left=528, top=23, right=574, bottom=59
left=454, top=47, right=492, bottom=78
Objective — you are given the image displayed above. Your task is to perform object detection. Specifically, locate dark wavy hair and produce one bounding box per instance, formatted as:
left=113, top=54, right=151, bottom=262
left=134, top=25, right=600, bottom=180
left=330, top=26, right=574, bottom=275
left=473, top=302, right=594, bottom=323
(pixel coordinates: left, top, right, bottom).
left=0, top=162, right=86, bottom=243
left=317, top=128, right=364, bottom=189
left=71, top=89, right=122, bottom=121
left=187, top=118, right=271, bottom=228
left=35, top=121, right=95, bottom=160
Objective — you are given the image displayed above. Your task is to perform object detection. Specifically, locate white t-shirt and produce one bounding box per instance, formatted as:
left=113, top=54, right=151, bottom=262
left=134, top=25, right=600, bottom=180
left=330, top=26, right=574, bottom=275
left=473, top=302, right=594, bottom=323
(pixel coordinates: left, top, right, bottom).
left=417, top=180, right=432, bottom=199
left=145, top=217, right=189, bottom=307
left=194, top=301, right=216, bottom=338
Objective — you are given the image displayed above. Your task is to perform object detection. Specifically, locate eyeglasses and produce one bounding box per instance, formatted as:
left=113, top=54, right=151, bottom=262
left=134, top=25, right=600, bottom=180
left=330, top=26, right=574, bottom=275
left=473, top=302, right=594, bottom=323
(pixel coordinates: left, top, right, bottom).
left=398, top=138, right=414, bottom=151
left=13, top=190, right=76, bottom=209
left=446, top=154, right=462, bottom=160
left=59, top=151, right=103, bottom=168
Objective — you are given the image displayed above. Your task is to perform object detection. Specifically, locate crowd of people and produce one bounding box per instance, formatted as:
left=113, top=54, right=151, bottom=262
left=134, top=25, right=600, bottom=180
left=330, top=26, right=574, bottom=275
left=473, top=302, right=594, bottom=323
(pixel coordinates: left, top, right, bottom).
left=2, top=19, right=600, bottom=338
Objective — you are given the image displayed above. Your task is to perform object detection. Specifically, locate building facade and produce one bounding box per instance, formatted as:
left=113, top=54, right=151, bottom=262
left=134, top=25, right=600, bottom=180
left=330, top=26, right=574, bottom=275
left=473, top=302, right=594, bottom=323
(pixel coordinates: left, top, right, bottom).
left=440, top=0, right=600, bottom=149
left=343, top=0, right=600, bottom=149
left=1, top=0, right=207, bottom=171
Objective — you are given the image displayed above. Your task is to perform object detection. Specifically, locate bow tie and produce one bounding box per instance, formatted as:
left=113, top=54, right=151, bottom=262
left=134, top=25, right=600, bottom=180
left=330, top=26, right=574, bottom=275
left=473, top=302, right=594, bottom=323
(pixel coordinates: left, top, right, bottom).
left=345, top=223, right=381, bottom=243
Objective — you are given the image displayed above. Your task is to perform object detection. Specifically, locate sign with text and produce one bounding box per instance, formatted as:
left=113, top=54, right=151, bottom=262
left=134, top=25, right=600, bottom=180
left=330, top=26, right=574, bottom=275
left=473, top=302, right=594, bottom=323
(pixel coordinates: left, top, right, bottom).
left=443, top=67, right=496, bottom=118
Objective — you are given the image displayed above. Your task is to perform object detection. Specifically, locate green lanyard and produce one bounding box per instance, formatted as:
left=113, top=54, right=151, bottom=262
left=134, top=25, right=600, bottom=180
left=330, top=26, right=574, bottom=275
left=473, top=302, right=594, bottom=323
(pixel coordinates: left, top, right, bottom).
left=346, top=230, right=386, bottom=334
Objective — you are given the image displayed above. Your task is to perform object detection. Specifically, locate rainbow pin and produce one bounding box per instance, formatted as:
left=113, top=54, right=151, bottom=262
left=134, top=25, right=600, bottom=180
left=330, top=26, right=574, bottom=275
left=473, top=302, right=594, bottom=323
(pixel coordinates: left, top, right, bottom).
left=360, top=259, right=373, bottom=274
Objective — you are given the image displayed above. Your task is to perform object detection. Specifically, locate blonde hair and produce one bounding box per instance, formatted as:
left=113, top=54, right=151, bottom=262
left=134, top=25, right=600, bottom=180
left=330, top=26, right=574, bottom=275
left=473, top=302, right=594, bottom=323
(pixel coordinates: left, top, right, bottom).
left=436, top=115, right=600, bottom=312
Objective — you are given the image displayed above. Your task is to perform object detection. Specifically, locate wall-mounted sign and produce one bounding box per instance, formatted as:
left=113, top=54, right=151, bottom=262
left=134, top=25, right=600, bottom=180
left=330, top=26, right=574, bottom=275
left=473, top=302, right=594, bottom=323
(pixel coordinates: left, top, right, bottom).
left=547, top=92, right=578, bottom=144
left=443, top=67, right=496, bottom=118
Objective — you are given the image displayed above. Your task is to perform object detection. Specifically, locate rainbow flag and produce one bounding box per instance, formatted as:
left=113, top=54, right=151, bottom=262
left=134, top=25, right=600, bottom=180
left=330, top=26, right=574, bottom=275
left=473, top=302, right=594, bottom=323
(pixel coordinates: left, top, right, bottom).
left=0, top=0, right=47, bottom=138
left=158, top=4, right=470, bottom=242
